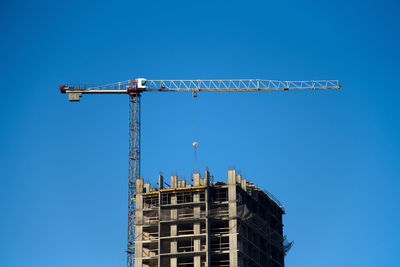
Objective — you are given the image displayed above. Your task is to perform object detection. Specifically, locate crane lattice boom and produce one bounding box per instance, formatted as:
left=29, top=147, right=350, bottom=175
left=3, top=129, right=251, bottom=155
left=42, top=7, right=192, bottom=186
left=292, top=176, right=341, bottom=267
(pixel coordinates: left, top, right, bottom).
left=60, top=79, right=340, bottom=100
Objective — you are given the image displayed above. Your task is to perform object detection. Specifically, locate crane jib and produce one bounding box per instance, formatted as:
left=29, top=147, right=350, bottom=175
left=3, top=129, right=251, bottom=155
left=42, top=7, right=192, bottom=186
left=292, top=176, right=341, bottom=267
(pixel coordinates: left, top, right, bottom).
left=59, top=79, right=340, bottom=101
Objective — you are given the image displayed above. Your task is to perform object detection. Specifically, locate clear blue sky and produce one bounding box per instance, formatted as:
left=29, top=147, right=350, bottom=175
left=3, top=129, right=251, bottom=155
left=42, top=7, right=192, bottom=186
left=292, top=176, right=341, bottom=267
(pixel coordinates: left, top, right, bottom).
left=1, top=0, right=399, bottom=266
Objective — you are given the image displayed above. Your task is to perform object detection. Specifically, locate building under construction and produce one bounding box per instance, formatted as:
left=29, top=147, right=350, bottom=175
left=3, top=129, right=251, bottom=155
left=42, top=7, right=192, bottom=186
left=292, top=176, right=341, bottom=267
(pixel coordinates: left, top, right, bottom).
left=135, top=169, right=290, bottom=267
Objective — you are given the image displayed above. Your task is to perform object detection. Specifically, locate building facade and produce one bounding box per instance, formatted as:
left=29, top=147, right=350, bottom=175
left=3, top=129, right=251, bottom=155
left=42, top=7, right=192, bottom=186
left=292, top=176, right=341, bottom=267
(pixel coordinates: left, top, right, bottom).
left=135, top=170, right=287, bottom=267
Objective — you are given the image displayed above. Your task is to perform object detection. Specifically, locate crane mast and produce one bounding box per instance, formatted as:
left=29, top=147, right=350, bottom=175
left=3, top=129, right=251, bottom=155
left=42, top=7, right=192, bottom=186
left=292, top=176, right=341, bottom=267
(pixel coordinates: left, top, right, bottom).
left=128, top=94, right=140, bottom=266
left=59, top=78, right=340, bottom=267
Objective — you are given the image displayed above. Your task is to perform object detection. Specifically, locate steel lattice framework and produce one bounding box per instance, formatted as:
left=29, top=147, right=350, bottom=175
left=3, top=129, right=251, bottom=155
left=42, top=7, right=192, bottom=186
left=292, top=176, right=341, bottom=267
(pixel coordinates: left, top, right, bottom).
left=62, top=79, right=339, bottom=96
left=59, top=78, right=340, bottom=267
left=128, top=95, right=140, bottom=266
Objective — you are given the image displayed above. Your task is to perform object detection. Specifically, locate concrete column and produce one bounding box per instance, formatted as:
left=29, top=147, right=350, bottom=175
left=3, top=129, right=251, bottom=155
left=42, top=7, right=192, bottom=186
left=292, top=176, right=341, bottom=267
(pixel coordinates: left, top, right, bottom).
left=228, top=169, right=236, bottom=184
left=194, top=238, right=201, bottom=251
left=194, top=223, right=200, bottom=235
left=135, top=179, right=144, bottom=267
left=194, top=207, right=201, bottom=218
left=135, top=223, right=143, bottom=266
left=170, top=224, right=177, bottom=236
left=194, top=230, right=201, bottom=267
left=170, top=193, right=178, bottom=267
left=170, top=238, right=177, bottom=253
left=170, top=257, right=177, bottom=267
left=241, top=179, right=247, bottom=191
left=170, top=230, right=177, bottom=266
left=228, top=170, right=238, bottom=267
left=135, top=257, right=143, bottom=267
left=194, top=193, right=200, bottom=202
left=194, top=255, right=201, bottom=267
left=194, top=193, right=201, bottom=218
left=171, top=195, right=177, bottom=220
left=159, top=174, right=164, bottom=189
left=158, top=189, right=161, bottom=267
left=137, top=179, right=144, bottom=194
left=136, top=198, right=143, bottom=224
left=205, top=169, right=210, bottom=186
left=193, top=173, right=201, bottom=186
left=171, top=175, right=178, bottom=188
left=178, top=180, right=186, bottom=188
left=229, top=221, right=238, bottom=267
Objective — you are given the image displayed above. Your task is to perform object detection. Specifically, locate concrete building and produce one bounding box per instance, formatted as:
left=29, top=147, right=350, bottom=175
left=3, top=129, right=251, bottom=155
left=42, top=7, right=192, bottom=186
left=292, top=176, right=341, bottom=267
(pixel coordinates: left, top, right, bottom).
left=135, top=169, right=288, bottom=267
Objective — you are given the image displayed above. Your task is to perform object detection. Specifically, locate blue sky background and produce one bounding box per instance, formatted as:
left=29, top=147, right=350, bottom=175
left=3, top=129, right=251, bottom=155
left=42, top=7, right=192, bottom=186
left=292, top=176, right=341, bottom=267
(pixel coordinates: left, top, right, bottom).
left=1, top=0, right=399, bottom=266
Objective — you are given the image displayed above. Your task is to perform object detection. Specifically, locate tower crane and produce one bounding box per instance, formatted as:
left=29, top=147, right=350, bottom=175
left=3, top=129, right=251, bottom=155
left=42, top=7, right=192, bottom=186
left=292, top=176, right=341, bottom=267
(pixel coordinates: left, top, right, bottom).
left=59, top=78, right=340, bottom=267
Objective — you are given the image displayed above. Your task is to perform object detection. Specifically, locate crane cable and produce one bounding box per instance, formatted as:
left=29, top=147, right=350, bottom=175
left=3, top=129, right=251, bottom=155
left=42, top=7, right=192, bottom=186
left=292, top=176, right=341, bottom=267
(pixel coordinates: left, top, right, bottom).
left=191, top=94, right=199, bottom=172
